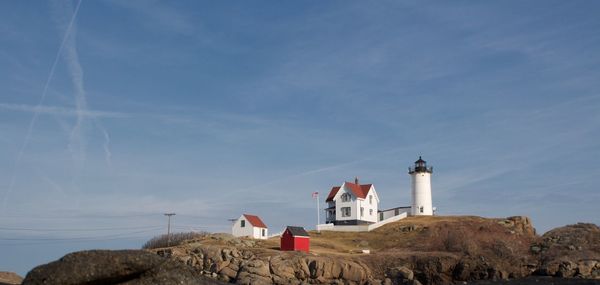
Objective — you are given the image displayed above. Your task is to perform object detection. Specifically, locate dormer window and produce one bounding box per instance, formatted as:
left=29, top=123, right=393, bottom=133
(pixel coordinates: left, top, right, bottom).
left=341, top=193, right=351, bottom=202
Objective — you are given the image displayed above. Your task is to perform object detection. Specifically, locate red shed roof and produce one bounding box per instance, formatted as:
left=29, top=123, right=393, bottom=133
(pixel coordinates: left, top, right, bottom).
left=325, top=182, right=372, bottom=202
left=285, top=226, right=309, bottom=237
left=243, top=214, right=267, bottom=228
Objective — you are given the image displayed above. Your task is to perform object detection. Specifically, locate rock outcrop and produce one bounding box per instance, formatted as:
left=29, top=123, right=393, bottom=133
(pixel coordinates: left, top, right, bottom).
left=498, top=216, right=536, bottom=236
left=533, top=223, right=600, bottom=279
left=154, top=245, right=374, bottom=284
left=0, top=272, right=22, bottom=285
left=21, top=250, right=226, bottom=285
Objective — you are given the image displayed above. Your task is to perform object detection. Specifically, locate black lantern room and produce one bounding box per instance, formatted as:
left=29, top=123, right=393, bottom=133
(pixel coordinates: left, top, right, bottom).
left=408, top=156, right=433, bottom=174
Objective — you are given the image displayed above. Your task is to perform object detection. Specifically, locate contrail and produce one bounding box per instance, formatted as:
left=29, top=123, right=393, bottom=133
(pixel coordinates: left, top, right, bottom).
left=55, top=0, right=88, bottom=169
left=222, top=146, right=409, bottom=199
left=1, top=0, right=83, bottom=212
left=97, top=122, right=113, bottom=168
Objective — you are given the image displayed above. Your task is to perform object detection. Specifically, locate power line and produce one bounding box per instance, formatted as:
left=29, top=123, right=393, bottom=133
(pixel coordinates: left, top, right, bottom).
left=0, top=227, right=162, bottom=241
left=0, top=225, right=161, bottom=232
left=0, top=234, right=154, bottom=247
left=0, top=213, right=162, bottom=220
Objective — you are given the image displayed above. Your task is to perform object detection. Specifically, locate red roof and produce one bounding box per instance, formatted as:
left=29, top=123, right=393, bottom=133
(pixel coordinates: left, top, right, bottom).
left=325, top=186, right=341, bottom=202
left=325, top=182, right=372, bottom=202
left=243, top=214, right=267, bottom=228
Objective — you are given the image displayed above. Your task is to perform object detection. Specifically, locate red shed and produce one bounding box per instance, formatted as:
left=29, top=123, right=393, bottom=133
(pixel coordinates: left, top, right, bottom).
left=280, top=226, right=310, bottom=252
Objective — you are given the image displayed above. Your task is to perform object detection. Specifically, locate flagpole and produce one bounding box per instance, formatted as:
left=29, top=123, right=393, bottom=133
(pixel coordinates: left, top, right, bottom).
left=316, top=193, right=320, bottom=232
left=317, top=194, right=320, bottom=225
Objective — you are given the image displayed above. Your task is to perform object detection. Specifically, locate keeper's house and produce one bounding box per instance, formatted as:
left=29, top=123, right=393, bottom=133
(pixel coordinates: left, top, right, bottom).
left=324, top=178, right=379, bottom=225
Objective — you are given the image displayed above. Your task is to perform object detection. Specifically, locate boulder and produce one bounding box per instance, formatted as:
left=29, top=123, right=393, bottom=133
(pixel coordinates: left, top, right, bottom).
left=239, top=259, right=271, bottom=278
left=536, top=223, right=600, bottom=279
left=505, top=216, right=535, bottom=236
left=21, top=250, right=226, bottom=285
left=340, top=261, right=367, bottom=282
left=0, top=271, right=23, bottom=285
left=387, top=266, right=414, bottom=281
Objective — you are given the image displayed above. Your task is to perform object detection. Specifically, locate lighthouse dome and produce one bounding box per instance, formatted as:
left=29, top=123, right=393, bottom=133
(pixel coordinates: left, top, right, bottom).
left=409, top=156, right=433, bottom=174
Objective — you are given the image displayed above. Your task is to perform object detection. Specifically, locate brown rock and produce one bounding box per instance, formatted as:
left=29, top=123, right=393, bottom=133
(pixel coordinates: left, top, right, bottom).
left=21, top=250, right=226, bottom=285
left=387, top=266, right=414, bottom=281
left=272, top=254, right=313, bottom=281
left=236, top=272, right=271, bottom=285
left=218, top=266, right=238, bottom=280
left=341, top=261, right=369, bottom=282
left=557, top=261, right=576, bottom=277
left=270, top=255, right=298, bottom=280
left=239, top=259, right=271, bottom=278
left=0, top=272, right=23, bottom=285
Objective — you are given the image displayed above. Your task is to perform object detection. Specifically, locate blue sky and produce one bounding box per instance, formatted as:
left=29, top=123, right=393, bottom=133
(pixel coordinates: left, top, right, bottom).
left=1, top=0, right=600, bottom=275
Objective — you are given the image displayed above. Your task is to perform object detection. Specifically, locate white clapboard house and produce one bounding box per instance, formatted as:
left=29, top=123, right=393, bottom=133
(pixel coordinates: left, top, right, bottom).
left=324, top=178, right=380, bottom=225
left=231, top=214, right=268, bottom=239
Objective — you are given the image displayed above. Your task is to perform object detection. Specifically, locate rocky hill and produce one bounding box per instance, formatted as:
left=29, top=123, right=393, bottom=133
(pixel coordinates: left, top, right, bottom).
left=144, top=215, right=545, bottom=284
left=18, top=216, right=600, bottom=285
left=534, top=223, right=600, bottom=278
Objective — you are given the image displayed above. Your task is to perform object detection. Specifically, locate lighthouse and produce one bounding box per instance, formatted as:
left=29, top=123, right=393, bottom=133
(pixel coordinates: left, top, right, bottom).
left=409, top=156, right=433, bottom=216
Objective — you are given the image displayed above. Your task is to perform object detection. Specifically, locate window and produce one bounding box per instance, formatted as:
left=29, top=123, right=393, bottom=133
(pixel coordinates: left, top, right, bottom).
left=369, top=209, right=373, bottom=216
left=262, top=229, right=266, bottom=236
left=419, top=206, right=424, bottom=213
left=341, top=193, right=351, bottom=202
left=379, top=212, right=383, bottom=221
left=341, top=207, right=351, bottom=217
left=369, top=195, right=373, bottom=205
left=360, top=207, right=364, bottom=217
left=241, top=220, right=245, bottom=227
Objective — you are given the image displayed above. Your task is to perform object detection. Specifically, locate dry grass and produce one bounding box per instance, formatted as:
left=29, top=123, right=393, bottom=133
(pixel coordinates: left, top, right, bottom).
left=279, top=216, right=537, bottom=257
left=142, top=231, right=209, bottom=249
left=169, top=216, right=538, bottom=266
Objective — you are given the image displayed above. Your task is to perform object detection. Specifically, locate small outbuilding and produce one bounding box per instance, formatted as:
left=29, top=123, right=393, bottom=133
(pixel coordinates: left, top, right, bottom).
left=280, top=226, right=310, bottom=252
left=231, top=214, right=268, bottom=239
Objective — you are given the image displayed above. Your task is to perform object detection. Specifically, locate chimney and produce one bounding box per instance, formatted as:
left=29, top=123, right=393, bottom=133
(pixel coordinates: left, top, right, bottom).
left=355, top=176, right=359, bottom=185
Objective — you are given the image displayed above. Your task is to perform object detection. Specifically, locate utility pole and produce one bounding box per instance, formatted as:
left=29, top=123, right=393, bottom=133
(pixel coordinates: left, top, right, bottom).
left=164, top=213, right=176, bottom=247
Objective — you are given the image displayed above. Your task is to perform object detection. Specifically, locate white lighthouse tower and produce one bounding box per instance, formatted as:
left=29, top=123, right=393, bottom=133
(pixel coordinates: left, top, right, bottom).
left=409, top=156, right=433, bottom=216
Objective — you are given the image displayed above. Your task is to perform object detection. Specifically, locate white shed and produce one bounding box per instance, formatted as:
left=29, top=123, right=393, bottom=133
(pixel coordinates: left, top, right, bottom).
left=231, top=214, right=268, bottom=239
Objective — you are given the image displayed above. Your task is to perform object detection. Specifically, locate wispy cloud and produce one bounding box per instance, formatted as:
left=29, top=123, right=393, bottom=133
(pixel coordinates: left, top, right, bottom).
left=96, top=122, right=113, bottom=168
left=52, top=0, right=88, bottom=169
left=221, top=146, right=412, bottom=200
left=105, top=0, right=195, bottom=35
left=37, top=172, right=68, bottom=199
left=1, top=0, right=83, bottom=212
left=0, top=103, right=127, bottom=118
